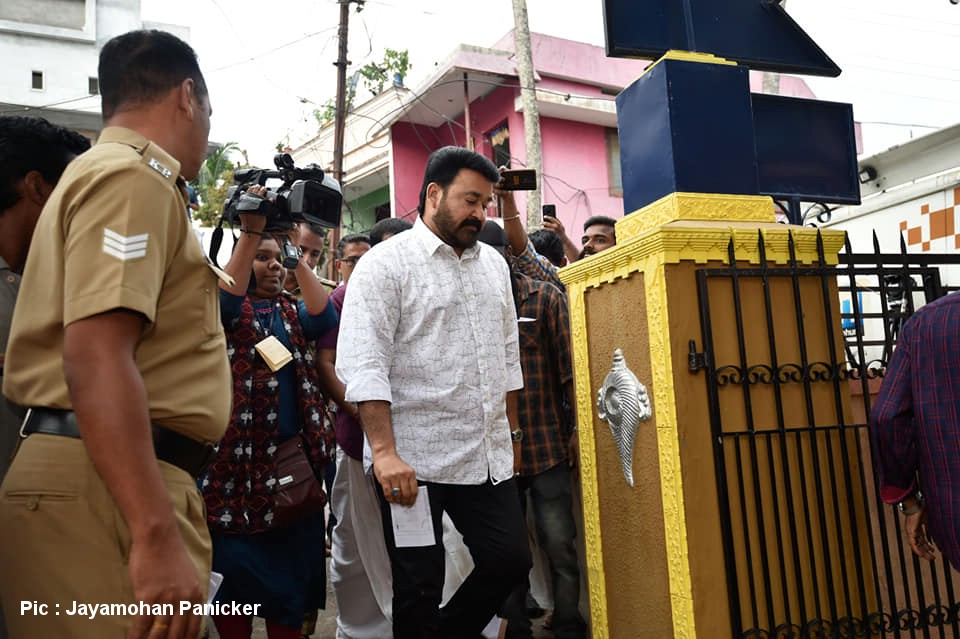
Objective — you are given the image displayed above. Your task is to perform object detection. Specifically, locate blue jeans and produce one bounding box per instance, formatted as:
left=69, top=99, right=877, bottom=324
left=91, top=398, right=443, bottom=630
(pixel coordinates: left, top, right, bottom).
left=504, top=463, right=587, bottom=639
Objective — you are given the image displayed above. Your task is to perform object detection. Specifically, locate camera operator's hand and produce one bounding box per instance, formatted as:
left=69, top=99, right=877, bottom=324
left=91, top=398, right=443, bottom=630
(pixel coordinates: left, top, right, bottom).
left=293, top=229, right=330, bottom=316
left=287, top=222, right=303, bottom=250
left=494, top=166, right=529, bottom=257
left=238, top=185, right=268, bottom=234
left=220, top=185, right=271, bottom=295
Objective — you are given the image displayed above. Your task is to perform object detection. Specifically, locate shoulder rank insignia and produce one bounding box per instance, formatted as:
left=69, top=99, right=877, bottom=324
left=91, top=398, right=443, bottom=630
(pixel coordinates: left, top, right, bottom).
left=147, top=157, right=173, bottom=179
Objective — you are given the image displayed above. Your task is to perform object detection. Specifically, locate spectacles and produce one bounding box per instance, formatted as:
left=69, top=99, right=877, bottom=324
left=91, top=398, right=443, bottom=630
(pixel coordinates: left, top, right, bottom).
left=340, top=256, right=361, bottom=265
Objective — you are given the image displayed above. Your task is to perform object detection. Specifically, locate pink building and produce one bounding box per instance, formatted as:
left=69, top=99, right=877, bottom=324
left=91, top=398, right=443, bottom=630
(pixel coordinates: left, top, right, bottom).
left=293, top=31, right=823, bottom=245
left=388, top=32, right=654, bottom=238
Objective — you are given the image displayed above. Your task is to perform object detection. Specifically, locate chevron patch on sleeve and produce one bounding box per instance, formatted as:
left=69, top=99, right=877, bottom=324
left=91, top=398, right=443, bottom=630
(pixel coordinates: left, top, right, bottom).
left=102, top=228, right=149, bottom=261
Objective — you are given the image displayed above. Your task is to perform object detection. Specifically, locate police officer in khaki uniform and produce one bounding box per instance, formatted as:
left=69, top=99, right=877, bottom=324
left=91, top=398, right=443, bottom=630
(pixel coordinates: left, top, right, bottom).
left=0, top=31, right=233, bottom=639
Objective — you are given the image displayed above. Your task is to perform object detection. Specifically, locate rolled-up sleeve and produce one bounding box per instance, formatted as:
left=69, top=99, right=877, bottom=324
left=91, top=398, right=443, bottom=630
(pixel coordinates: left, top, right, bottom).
left=336, top=256, right=399, bottom=404
left=510, top=239, right=564, bottom=291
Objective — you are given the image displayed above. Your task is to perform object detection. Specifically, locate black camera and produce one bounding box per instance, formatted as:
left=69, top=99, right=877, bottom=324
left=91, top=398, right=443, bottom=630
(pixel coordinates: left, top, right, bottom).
left=221, top=153, right=343, bottom=232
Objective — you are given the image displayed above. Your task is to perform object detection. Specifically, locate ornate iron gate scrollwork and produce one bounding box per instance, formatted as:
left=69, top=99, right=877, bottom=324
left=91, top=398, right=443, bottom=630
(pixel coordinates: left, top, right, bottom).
left=696, top=230, right=960, bottom=639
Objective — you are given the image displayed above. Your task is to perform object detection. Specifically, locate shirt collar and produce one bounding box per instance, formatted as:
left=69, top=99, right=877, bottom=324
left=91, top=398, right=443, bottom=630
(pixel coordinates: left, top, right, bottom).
left=513, top=272, right=535, bottom=303
left=0, top=255, right=11, bottom=272
left=97, top=126, right=183, bottom=184
left=412, top=216, right=482, bottom=260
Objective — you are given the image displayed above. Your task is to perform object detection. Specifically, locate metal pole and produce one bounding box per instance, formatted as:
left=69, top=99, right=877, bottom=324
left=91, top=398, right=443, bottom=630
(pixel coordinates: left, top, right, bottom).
left=511, top=0, right=543, bottom=229
left=463, top=72, right=473, bottom=150
left=330, top=0, right=352, bottom=278
left=333, top=0, right=351, bottom=185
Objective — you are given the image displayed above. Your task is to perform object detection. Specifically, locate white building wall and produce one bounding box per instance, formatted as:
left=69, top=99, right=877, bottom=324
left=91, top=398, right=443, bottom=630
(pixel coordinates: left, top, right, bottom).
left=0, top=0, right=189, bottom=120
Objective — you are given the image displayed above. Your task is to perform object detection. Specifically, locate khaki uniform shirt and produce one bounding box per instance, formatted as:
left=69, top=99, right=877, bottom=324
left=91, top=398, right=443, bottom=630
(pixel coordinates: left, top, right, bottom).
left=2, top=127, right=231, bottom=443
left=0, top=256, right=21, bottom=480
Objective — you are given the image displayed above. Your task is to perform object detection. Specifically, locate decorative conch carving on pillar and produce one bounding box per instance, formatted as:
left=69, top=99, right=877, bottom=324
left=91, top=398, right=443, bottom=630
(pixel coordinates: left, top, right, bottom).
left=597, top=348, right=653, bottom=487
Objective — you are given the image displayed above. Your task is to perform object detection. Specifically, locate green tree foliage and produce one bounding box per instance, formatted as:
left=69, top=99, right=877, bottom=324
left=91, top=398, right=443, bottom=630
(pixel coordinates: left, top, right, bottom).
left=190, top=142, right=239, bottom=226
left=313, top=99, right=337, bottom=129
left=359, top=48, right=410, bottom=95
left=312, top=49, right=411, bottom=131
left=194, top=169, right=234, bottom=227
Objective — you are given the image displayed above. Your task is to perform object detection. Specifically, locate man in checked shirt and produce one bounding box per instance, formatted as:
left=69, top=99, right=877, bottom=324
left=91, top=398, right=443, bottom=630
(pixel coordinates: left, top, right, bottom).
left=478, top=222, right=587, bottom=639
left=871, top=291, right=960, bottom=571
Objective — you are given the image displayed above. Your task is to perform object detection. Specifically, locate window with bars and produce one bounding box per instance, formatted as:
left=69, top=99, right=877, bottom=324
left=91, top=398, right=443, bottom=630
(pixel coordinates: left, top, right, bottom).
left=488, top=123, right=511, bottom=168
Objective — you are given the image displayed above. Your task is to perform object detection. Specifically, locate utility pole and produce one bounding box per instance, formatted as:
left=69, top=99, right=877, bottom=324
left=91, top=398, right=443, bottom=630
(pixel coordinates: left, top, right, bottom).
left=330, top=0, right=362, bottom=278
left=512, top=0, right=543, bottom=228
left=333, top=0, right=355, bottom=185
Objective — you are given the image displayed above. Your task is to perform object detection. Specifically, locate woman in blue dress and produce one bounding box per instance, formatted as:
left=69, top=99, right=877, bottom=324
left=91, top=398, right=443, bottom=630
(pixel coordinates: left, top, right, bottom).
left=201, top=199, right=337, bottom=639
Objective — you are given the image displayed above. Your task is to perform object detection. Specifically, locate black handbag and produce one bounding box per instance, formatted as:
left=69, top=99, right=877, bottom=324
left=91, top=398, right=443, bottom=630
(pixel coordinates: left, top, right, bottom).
left=272, top=434, right=327, bottom=529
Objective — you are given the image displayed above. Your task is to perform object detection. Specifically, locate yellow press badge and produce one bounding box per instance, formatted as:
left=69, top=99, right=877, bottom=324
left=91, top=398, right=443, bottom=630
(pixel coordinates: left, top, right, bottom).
left=254, top=336, right=292, bottom=372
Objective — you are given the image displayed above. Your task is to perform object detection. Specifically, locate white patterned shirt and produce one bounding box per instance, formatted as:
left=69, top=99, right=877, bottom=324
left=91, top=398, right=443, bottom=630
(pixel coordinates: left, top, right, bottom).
left=336, top=218, right=524, bottom=485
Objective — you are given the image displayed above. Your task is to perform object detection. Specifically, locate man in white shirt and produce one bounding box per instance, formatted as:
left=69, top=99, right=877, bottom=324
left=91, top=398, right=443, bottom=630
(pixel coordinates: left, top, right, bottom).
left=336, top=146, right=531, bottom=639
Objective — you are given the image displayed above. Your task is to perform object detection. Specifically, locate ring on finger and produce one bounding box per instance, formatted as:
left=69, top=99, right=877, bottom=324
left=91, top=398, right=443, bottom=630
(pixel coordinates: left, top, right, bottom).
left=391, top=487, right=401, bottom=498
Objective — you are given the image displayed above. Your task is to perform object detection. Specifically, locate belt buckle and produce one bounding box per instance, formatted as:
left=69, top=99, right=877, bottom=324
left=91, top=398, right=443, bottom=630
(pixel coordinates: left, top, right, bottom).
left=18, top=408, right=33, bottom=439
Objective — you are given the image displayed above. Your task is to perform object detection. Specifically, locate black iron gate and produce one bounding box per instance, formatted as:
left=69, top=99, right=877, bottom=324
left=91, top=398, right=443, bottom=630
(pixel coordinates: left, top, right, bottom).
left=694, top=231, right=960, bottom=639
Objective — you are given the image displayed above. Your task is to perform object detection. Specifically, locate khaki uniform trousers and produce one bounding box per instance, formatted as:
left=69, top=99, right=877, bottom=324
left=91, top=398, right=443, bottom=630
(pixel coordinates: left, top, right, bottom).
left=0, top=434, right=211, bottom=638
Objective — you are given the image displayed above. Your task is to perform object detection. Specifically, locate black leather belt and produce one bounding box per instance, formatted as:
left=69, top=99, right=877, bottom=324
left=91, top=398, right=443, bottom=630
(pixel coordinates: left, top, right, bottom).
left=21, top=408, right=215, bottom=479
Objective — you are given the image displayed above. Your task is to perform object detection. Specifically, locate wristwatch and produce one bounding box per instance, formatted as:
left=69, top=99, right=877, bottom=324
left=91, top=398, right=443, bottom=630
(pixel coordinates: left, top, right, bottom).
left=511, top=429, right=524, bottom=442
left=897, top=490, right=924, bottom=515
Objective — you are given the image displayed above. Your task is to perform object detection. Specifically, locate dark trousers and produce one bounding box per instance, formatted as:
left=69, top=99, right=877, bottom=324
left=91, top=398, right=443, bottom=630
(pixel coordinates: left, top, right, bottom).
left=378, top=477, right=532, bottom=639
left=502, top=464, right=587, bottom=639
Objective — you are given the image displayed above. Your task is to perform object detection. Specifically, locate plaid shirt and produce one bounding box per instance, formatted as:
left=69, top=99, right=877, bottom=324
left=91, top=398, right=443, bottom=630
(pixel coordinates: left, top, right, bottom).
left=871, top=291, right=960, bottom=570
left=513, top=273, right=574, bottom=476
left=510, top=239, right=564, bottom=291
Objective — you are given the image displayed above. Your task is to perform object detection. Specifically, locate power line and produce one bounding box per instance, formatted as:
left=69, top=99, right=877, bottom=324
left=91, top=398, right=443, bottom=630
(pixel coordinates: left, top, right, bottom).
left=842, top=84, right=960, bottom=105
left=858, top=120, right=941, bottom=129
left=842, top=61, right=960, bottom=85
left=211, top=28, right=338, bottom=72
left=804, top=7, right=960, bottom=38
left=840, top=51, right=960, bottom=74
left=0, top=94, right=99, bottom=115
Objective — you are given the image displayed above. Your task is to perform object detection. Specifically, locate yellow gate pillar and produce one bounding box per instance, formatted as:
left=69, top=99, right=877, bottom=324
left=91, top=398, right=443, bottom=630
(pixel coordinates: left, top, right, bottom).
left=570, top=1, right=866, bottom=624
left=560, top=193, right=855, bottom=639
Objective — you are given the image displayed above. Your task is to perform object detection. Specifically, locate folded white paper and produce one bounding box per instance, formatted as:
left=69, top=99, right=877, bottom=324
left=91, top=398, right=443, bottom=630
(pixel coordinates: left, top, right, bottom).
left=390, top=485, right=436, bottom=548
